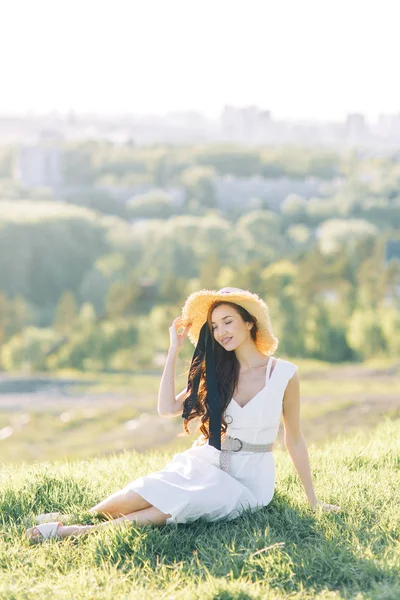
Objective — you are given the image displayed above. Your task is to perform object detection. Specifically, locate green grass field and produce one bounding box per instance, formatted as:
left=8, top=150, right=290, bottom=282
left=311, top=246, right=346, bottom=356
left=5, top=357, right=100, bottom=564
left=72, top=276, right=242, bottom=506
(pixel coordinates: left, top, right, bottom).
left=1, top=419, right=399, bottom=599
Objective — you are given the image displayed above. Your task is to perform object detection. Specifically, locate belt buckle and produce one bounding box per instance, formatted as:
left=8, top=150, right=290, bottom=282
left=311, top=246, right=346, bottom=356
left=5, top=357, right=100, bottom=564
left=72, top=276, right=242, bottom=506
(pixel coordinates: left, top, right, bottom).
left=232, top=437, right=243, bottom=452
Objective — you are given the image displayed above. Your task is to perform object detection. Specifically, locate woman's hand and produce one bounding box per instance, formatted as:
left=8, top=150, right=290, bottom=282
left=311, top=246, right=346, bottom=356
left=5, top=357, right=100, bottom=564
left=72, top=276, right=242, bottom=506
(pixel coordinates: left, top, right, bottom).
left=169, top=317, right=192, bottom=353
left=311, top=499, right=341, bottom=513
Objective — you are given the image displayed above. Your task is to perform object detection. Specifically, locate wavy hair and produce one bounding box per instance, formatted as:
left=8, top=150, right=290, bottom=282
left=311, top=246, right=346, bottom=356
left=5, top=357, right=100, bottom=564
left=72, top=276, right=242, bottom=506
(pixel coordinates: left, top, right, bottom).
left=181, top=300, right=258, bottom=443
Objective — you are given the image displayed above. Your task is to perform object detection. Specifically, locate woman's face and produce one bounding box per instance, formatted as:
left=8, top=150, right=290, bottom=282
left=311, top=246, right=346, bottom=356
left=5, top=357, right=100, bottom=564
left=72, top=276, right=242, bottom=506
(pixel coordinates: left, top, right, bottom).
left=211, top=304, right=252, bottom=350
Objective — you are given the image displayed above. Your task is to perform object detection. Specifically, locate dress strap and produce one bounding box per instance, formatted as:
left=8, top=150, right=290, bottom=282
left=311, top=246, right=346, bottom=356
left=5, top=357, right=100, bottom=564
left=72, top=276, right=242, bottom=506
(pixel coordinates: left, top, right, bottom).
left=266, top=357, right=274, bottom=380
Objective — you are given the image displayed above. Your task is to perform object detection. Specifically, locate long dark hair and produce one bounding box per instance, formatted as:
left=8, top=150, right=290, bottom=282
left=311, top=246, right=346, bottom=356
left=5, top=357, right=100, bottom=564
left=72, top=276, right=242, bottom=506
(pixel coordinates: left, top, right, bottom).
left=181, top=301, right=258, bottom=442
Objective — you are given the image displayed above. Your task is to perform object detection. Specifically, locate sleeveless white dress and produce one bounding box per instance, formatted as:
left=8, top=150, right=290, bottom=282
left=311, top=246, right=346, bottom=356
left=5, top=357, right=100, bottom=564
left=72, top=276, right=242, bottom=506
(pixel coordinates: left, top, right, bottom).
left=123, top=358, right=298, bottom=524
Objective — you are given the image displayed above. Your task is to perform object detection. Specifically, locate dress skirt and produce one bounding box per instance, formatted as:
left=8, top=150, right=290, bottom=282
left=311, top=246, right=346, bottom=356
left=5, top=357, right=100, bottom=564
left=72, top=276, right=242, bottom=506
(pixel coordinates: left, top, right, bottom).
left=123, top=443, right=260, bottom=525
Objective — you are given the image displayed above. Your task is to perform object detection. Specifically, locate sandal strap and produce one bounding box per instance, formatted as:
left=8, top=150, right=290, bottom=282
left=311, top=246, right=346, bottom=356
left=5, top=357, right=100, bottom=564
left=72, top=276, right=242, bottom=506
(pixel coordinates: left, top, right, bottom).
left=35, top=521, right=63, bottom=539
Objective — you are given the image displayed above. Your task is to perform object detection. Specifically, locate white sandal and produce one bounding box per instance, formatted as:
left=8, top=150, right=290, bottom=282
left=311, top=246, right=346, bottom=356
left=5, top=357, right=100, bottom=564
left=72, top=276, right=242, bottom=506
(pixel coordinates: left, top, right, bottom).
left=26, top=521, right=63, bottom=544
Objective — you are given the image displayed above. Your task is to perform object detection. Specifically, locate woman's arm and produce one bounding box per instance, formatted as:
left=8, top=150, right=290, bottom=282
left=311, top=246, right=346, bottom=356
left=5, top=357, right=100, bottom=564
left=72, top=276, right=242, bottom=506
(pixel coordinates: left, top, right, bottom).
left=157, top=348, right=182, bottom=417
left=282, top=371, right=340, bottom=512
left=157, top=317, right=191, bottom=418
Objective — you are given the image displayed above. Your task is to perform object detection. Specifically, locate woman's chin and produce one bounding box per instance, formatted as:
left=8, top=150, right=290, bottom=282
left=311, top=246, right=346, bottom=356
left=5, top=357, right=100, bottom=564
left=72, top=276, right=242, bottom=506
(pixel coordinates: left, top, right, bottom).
left=222, top=341, right=238, bottom=352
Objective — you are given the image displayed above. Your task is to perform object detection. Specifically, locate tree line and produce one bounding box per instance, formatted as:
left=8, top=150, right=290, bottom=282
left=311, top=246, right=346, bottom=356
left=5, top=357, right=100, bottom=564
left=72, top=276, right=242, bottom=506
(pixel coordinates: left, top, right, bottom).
left=0, top=143, right=399, bottom=370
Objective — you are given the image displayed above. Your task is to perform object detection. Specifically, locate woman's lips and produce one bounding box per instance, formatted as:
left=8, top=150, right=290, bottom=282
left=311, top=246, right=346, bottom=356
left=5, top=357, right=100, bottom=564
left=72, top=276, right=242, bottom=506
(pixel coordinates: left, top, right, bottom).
left=221, top=337, right=233, bottom=345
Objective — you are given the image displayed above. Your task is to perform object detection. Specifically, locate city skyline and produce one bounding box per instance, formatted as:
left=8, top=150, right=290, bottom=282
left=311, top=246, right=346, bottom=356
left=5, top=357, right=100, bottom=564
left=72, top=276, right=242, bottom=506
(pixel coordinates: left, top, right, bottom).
left=1, top=0, right=399, bottom=122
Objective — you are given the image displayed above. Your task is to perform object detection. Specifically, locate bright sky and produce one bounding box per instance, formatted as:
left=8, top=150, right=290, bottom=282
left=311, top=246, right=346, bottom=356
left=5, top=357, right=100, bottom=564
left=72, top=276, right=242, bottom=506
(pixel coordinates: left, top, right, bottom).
left=1, top=0, right=399, bottom=122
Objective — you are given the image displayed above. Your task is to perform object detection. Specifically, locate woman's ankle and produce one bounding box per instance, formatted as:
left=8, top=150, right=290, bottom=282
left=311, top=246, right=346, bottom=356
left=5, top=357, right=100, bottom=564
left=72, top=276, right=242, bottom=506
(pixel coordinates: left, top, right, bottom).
left=58, top=525, right=95, bottom=538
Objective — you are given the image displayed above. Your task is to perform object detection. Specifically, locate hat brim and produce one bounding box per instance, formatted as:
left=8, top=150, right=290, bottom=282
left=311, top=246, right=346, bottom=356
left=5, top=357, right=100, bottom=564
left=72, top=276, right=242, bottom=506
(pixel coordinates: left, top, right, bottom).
left=181, top=288, right=278, bottom=356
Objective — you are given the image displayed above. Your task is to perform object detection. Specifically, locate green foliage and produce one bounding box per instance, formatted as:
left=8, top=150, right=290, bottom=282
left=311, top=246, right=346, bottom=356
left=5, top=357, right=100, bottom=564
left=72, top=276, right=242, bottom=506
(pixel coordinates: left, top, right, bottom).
left=0, top=293, right=31, bottom=346
left=1, top=326, right=63, bottom=371
left=347, top=310, right=388, bottom=359
left=194, top=146, right=263, bottom=177
left=180, top=165, right=217, bottom=208
left=237, top=210, right=284, bottom=261
left=127, top=189, right=178, bottom=219
left=64, top=188, right=129, bottom=219
left=261, top=147, right=342, bottom=179
left=317, top=218, right=378, bottom=255
left=48, top=319, right=140, bottom=371
left=105, top=277, right=141, bottom=319
left=0, top=201, right=110, bottom=307
left=53, top=291, right=79, bottom=333
left=1, top=144, right=400, bottom=369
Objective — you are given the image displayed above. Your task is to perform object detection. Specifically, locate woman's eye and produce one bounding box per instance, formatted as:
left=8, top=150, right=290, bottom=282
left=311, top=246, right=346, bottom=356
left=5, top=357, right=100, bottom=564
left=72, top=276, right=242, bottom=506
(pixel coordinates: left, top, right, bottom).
left=212, top=321, right=232, bottom=330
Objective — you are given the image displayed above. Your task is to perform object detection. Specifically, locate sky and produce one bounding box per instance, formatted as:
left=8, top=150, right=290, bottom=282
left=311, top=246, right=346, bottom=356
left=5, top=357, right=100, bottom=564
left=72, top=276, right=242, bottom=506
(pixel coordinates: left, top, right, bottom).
left=1, top=0, right=399, bottom=122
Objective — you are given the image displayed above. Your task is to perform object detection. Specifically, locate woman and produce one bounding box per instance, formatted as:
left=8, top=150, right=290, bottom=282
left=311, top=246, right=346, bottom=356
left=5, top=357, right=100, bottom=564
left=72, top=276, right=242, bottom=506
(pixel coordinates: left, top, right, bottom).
left=27, top=287, right=340, bottom=542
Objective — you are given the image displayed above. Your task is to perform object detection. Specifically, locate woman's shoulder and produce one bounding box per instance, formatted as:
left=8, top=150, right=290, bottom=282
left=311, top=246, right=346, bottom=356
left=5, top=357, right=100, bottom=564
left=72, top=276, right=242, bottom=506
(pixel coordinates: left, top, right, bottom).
left=275, top=357, right=298, bottom=378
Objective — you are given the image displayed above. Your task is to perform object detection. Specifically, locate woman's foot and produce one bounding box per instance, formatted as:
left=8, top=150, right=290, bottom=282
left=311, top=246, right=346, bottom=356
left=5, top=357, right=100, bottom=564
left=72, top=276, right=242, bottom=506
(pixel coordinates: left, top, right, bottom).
left=26, top=522, right=95, bottom=543
left=26, top=521, right=63, bottom=544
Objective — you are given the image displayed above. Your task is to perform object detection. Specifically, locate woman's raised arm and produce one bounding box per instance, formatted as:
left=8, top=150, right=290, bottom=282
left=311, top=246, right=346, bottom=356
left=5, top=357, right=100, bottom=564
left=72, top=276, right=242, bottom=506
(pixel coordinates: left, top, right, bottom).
left=157, top=317, right=191, bottom=418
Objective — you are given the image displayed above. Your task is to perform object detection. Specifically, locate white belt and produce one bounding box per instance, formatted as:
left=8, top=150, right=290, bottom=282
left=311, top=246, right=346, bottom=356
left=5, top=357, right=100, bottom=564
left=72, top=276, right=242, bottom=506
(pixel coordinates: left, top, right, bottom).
left=220, top=435, right=274, bottom=472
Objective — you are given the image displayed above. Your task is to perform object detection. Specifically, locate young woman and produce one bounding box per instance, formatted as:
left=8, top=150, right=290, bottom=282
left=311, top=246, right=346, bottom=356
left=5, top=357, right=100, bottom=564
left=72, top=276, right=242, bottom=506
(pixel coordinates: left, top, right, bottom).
left=27, top=287, right=340, bottom=542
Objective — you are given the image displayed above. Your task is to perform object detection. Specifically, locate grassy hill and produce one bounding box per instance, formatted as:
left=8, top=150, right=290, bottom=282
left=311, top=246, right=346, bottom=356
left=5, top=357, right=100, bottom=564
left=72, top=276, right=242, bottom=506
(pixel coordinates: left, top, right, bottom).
left=0, top=419, right=399, bottom=599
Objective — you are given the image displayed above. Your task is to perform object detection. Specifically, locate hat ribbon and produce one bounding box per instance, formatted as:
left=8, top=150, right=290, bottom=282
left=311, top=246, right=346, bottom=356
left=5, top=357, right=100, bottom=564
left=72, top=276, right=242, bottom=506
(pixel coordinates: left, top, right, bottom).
left=182, top=322, right=221, bottom=450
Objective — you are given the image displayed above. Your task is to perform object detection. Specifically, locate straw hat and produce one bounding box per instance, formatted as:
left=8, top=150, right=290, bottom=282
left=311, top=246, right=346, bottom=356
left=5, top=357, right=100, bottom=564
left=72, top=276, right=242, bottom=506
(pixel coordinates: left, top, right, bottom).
left=181, top=287, right=278, bottom=356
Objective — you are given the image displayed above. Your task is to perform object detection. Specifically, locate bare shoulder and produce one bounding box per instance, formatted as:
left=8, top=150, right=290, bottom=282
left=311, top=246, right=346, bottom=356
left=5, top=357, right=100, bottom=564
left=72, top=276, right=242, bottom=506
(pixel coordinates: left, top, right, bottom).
left=276, top=358, right=299, bottom=378
left=283, top=363, right=300, bottom=406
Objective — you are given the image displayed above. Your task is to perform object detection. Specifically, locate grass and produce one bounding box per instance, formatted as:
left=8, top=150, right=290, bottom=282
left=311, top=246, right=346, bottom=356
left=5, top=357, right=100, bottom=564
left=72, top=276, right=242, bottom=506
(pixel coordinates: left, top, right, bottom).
left=0, top=419, right=399, bottom=599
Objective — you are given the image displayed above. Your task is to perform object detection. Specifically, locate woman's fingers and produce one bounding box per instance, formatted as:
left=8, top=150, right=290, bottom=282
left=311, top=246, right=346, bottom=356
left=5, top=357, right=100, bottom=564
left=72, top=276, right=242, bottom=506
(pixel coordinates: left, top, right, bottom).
left=170, top=317, right=191, bottom=333
left=169, top=318, right=191, bottom=349
left=169, top=316, right=181, bottom=329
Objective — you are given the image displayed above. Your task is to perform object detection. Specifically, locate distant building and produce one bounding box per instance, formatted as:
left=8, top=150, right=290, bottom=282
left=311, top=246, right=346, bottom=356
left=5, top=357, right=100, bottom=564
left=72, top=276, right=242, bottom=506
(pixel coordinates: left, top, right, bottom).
left=14, top=131, right=63, bottom=188
left=377, top=113, right=400, bottom=140
left=221, top=105, right=272, bottom=143
left=345, top=113, right=368, bottom=144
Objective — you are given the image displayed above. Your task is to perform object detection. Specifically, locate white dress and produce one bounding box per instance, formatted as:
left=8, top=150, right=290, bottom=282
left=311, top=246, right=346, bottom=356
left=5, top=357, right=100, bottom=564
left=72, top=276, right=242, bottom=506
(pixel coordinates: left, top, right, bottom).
left=123, top=357, right=298, bottom=524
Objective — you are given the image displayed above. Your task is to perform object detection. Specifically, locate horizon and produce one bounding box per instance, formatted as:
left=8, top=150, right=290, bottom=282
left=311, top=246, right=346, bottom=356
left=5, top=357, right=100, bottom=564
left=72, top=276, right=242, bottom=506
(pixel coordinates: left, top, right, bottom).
left=0, top=106, right=395, bottom=126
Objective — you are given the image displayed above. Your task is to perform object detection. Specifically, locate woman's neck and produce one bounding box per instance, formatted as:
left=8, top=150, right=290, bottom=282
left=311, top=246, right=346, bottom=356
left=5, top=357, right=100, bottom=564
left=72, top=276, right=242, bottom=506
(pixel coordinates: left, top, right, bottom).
left=234, top=341, right=268, bottom=373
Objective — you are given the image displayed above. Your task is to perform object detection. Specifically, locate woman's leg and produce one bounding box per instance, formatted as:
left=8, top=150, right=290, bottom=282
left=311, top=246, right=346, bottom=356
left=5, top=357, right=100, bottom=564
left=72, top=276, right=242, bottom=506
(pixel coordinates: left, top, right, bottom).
left=37, top=487, right=157, bottom=522
left=57, top=505, right=172, bottom=538
left=27, top=505, right=172, bottom=541
left=88, top=487, right=161, bottom=519
left=27, top=485, right=173, bottom=541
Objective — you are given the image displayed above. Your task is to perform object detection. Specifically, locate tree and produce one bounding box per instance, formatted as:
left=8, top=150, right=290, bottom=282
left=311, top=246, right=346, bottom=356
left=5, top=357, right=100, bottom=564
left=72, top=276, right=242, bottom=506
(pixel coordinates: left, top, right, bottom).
left=53, top=291, right=79, bottom=333
left=260, top=260, right=298, bottom=298
left=127, top=190, right=176, bottom=219
left=199, top=253, right=221, bottom=290
left=304, top=303, right=352, bottom=361
left=66, top=189, right=128, bottom=219
left=236, top=210, right=284, bottom=262
left=106, top=278, right=141, bottom=319
left=1, top=327, right=62, bottom=371
left=0, top=201, right=110, bottom=306
left=316, top=218, right=378, bottom=256
left=180, top=166, right=217, bottom=209
left=347, top=309, right=387, bottom=359
left=281, top=194, right=307, bottom=218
